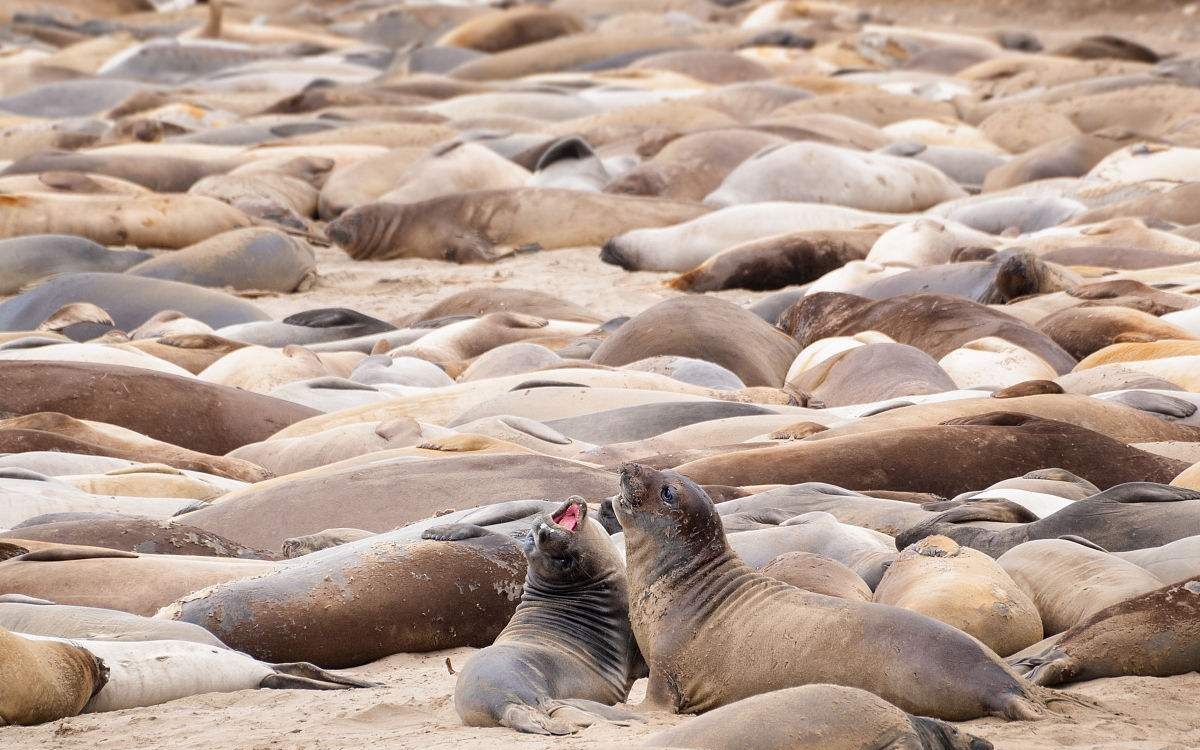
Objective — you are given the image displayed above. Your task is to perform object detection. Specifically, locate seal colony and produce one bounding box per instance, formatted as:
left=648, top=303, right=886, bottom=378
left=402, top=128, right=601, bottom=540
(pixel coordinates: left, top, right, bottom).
left=1, top=0, right=1200, bottom=748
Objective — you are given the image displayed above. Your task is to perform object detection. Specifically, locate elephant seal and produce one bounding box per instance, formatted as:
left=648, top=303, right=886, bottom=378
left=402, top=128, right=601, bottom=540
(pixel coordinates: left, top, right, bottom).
left=997, top=539, right=1165, bottom=635
left=327, top=188, right=708, bottom=262
left=0, top=192, right=252, bottom=249
left=1035, top=305, right=1196, bottom=360
left=408, top=287, right=603, bottom=325
left=614, top=463, right=1059, bottom=720
left=0, top=235, right=150, bottom=295
left=218, top=308, right=396, bottom=348
left=0, top=150, right=234, bottom=193
left=161, top=528, right=527, bottom=669
left=787, top=343, right=958, bottom=407
left=0, top=361, right=319, bottom=455
left=677, top=414, right=1187, bottom=497
left=1011, top=579, right=1200, bottom=686
left=437, top=6, right=583, bottom=53
left=22, top=635, right=372, bottom=713
left=0, top=626, right=105, bottom=726
left=376, top=142, right=530, bottom=206
left=758, top=552, right=872, bottom=602
left=1117, top=536, right=1200, bottom=583
left=705, top=141, right=966, bottom=212
left=127, top=227, right=317, bottom=293
left=0, top=273, right=269, bottom=340
left=0, top=600, right=226, bottom=647
left=642, top=684, right=993, bottom=750
left=666, top=229, right=881, bottom=292
left=899, top=482, right=1200, bottom=557
left=779, top=292, right=1076, bottom=374
left=281, top=528, right=375, bottom=558
left=849, top=250, right=1078, bottom=304
left=452, top=498, right=642, bottom=734
left=872, top=535, right=1043, bottom=657
left=3, top=515, right=272, bottom=559
left=591, top=296, right=799, bottom=387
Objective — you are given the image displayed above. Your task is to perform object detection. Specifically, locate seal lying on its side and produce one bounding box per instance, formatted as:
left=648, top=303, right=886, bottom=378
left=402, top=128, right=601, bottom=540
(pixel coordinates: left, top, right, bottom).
left=1010, top=579, right=1200, bottom=686
left=0, top=625, right=105, bottom=725
left=450, top=498, right=644, bottom=734
left=614, top=463, right=1063, bottom=721
left=642, top=684, right=993, bottom=750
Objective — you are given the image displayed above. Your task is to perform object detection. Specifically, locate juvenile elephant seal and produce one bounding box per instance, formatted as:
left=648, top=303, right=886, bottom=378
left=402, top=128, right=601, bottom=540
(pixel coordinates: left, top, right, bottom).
left=614, top=463, right=1062, bottom=721
left=327, top=188, right=708, bottom=262
left=0, top=600, right=226, bottom=647
left=666, top=229, right=881, bottom=293
left=642, top=684, right=993, bottom=750
left=0, top=235, right=150, bottom=295
left=591, top=296, right=799, bottom=387
left=899, top=481, right=1200, bottom=557
left=849, top=250, right=1078, bottom=305
left=1011, top=579, right=1200, bottom=686
left=127, top=227, right=317, bottom=293
left=758, top=552, right=872, bottom=602
left=452, top=498, right=642, bottom=734
left=162, top=529, right=527, bottom=668
left=873, top=535, right=1043, bottom=657
left=0, top=626, right=105, bottom=726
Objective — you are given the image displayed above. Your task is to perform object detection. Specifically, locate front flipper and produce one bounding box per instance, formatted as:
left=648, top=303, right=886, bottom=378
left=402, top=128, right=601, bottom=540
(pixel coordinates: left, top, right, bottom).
left=1009, top=649, right=1078, bottom=687
left=266, top=662, right=379, bottom=689
left=421, top=523, right=497, bottom=542
left=1098, top=482, right=1200, bottom=503
left=499, top=704, right=576, bottom=735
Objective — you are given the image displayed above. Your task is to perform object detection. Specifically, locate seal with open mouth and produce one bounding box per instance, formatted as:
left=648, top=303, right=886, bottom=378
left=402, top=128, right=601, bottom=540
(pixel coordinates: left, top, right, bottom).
left=614, top=463, right=1070, bottom=721
left=450, top=496, right=645, bottom=734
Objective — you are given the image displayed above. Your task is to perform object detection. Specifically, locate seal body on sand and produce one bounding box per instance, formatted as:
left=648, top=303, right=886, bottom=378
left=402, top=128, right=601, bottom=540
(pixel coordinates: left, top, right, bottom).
left=0, top=626, right=105, bottom=725
left=0, top=600, right=226, bottom=646
left=0, top=272, right=269, bottom=339
left=127, top=227, right=317, bottom=293
left=758, top=552, right=871, bottom=601
left=327, top=188, right=708, bottom=262
left=452, top=498, right=643, bottom=734
left=0, top=235, right=150, bottom=294
left=642, top=684, right=992, bottom=750
left=899, top=481, right=1200, bottom=557
left=614, top=463, right=1058, bottom=721
left=162, top=530, right=526, bottom=668
left=0, top=361, right=319, bottom=455
left=591, top=296, right=799, bottom=387
left=849, top=250, right=1078, bottom=304
left=666, top=229, right=881, bottom=292
left=1011, top=579, right=1200, bottom=686
left=873, top=535, right=1043, bottom=656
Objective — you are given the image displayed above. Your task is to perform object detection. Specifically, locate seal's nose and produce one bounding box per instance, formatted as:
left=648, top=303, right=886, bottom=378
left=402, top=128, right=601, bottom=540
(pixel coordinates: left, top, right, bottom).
left=600, top=240, right=630, bottom=269
left=325, top=216, right=355, bottom=248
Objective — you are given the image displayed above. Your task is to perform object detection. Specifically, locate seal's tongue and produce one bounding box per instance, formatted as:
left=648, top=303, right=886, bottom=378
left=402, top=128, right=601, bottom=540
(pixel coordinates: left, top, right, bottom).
left=552, top=503, right=581, bottom=532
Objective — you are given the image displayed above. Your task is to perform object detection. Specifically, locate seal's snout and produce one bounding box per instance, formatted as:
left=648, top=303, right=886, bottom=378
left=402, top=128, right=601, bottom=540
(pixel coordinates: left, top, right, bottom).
left=600, top=240, right=631, bottom=269
left=325, top=214, right=356, bottom=248
left=618, top=463, right=648, bottom=509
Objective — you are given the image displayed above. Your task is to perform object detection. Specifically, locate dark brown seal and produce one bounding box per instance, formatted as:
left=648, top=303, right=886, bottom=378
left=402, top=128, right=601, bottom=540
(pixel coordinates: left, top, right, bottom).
left=451, top=498, right=643, bottom=734
left=614, top=463, right=1065, bottom=721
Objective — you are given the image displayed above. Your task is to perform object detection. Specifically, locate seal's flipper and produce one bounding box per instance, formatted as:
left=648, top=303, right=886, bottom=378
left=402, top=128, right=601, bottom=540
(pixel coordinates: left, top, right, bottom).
left=1057, top=535, right=1107, bottom=552
left=1108, top=391, right=1197, bottom=419
left=1009, top=649, right=1076, bottom=687
left=267, top=662, right=378, bottom=688
left=15, top=548, right=138, bottom=562
left=554, top=699, right=643, bottom=725
left=421, top=523, right=497, bottom=542
left=500, top=704, right=576, bottom=735
left=932, top=502, right=1030, bottom=525
left=1100, top=482, right=1200, bottom=503
left=909, top=715, right=994, bottom=750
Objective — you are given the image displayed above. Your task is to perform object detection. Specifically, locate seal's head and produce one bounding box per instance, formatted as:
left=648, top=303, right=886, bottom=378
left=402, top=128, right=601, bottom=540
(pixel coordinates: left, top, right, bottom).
left=523, top=496, right=615, bottom=584
left=615, top=463, right=725, bottom=553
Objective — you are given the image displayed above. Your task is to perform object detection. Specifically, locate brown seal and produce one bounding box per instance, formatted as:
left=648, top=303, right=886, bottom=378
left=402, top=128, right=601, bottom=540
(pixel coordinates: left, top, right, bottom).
left=451, top=498, right=643, bottom=734
left=1011, top=578, right=1200, bottom=686
left=614, top=463, right=1065, bottom=721
left=643, top=684, right=993, bottom=750
left=0, top=625, right=106, bottom=725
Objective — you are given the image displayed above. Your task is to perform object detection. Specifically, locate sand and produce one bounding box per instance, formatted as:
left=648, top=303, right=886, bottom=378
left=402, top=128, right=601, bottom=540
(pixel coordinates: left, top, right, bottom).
left=3, top=646, right=1196, bottom=749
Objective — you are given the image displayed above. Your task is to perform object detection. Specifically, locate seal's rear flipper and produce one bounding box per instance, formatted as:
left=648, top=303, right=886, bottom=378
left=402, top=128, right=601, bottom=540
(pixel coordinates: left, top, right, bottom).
left=554, top=699, right=643, bottom=725
left=500, top=704, right=576, bottom=735
left=1009, top=650, right=1077, bottom=687
left=910, top=715, right=994, bottom=750
left=267, top=662, right=379, bottom=689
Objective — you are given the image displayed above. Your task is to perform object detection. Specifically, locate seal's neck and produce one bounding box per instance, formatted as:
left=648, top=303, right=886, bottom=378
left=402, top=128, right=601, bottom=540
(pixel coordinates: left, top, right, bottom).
left=624, top=525, right=749, bottom=622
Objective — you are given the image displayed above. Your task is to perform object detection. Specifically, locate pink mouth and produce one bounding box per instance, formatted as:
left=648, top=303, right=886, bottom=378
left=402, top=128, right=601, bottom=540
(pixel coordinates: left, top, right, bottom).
left=552, top=502, right=582, bottom=532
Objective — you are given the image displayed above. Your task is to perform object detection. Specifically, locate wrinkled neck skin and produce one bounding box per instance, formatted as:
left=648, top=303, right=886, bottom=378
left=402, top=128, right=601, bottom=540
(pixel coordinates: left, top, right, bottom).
left=502, top=560, right=641, bottom=692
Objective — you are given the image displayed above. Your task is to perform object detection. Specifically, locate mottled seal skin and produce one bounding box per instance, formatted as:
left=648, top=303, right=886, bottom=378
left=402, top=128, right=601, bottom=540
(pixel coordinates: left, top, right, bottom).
left=1035, top=305, right=1196, bottom=361
left=676, top=413, right=1189, bottom=497
left=1011, top=579, right=1200, bottom=686
left=0, top=272, right=269, bottom=340
left=163, top=531, right=527, bottom=669
left=0, top=235, right=150, bottom=295
left=899, top=482, right=1200, bottom=557
left=326, top=188, right=708, bottom=262
left=779, top=292, right=1077, bottom=375
left=0, top=626, right=106, bottom=726
left=614, top=463, right=1060, bottom=721
left=3, top=515, right=275, bottom=559
left=0, top=361, right=319, bottom=456
left=451, top=498, right=643, bottom=735
left=643, top=684, right=993, bottom=750
left=667, top=229, right=881, bottom=293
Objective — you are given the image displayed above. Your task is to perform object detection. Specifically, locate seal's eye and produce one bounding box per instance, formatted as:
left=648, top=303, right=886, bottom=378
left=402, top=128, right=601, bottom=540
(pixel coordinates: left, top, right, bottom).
left=660, top=484, right=676, bottom=504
